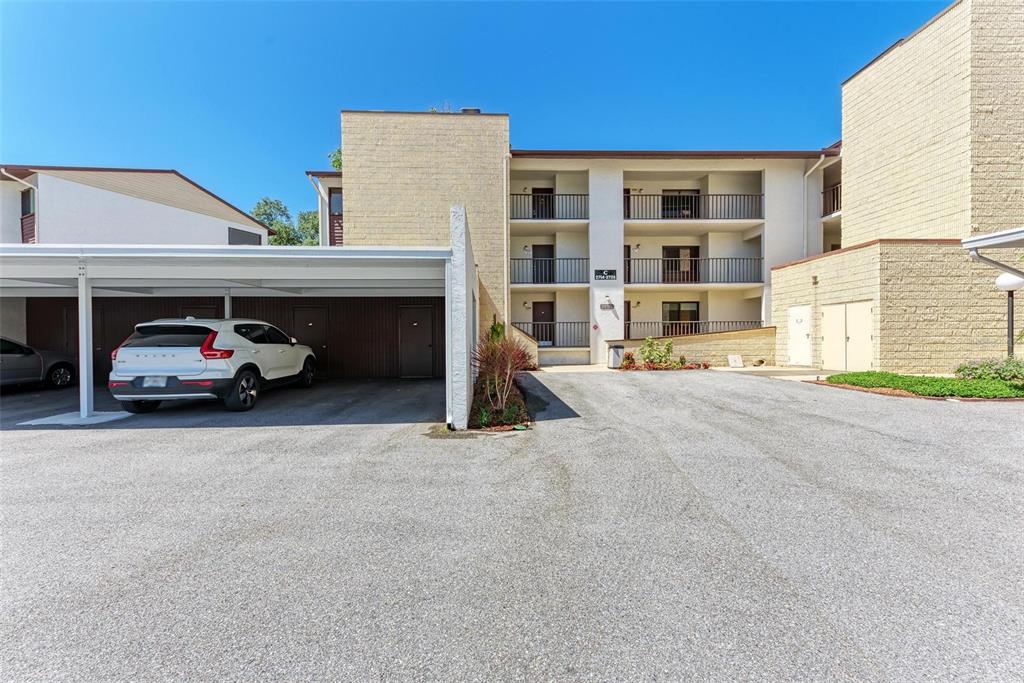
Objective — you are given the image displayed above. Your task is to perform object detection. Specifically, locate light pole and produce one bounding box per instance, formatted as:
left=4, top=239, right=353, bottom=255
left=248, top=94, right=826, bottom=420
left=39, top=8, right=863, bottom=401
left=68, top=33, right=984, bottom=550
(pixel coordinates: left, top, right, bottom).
left=996, top=273, right=1024, bottom=357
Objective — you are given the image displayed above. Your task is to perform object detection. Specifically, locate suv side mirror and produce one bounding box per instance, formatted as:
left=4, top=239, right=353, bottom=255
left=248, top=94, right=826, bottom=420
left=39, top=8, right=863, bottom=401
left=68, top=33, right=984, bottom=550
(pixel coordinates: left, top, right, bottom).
left=289, top=337, right=298, bottom=346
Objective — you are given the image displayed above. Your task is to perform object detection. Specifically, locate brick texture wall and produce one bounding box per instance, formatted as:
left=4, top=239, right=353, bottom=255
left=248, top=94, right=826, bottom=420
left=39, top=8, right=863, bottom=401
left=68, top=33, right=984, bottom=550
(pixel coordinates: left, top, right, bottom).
left=970, top=0, right=1024, bottom=235
left=772, top=240, right=1024, bottom=373
left=878, top=242, right=1024, bottom=372
left=771, top=243, right=882, bottom=368
left=841, top=0, right=972, bottom=244
left=612, top=326, right=777, bottom=367
left=341, top=111, right=510, bottom=324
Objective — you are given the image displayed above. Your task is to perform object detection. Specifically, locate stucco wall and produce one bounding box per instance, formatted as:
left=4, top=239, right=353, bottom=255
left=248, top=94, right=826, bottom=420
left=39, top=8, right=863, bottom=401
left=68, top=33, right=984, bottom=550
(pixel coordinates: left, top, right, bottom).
left=0, top=297, right=27, bottom=343
left=28, top=174, right=264, bottom=245
left=612, top=326, right=776, bottom=367
left=341, top=111, right=510, bottom=325
left=841, top=0, right=972, bottom=244
left=0, top=181, right=29, bottom=243
left=969, top=0, right=1024, bottom=235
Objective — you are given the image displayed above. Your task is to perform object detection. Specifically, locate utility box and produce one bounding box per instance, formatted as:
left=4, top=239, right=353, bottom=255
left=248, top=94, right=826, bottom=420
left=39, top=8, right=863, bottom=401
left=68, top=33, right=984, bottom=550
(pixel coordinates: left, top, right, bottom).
left=608, top=345, right=625, bottom=369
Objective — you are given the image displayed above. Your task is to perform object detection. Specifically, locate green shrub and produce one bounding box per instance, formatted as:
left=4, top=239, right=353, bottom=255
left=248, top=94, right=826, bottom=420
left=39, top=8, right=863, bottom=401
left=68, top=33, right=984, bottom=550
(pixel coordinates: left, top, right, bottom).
left=827, top=371, right=1024, bottom=398
left=487, top=317, right=505, bottom=342
left=955, top=357, right=1024, bottom=382
left=637, top=337, right=674, bottom=366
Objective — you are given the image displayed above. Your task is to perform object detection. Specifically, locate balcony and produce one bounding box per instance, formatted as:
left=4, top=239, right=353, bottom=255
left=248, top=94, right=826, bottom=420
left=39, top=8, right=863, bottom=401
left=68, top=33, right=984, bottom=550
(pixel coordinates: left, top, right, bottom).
left=625, top=320, right=762, bottom=339
left=511, top=321, right=589, bottom=348
left=623, top=257, right=763, bottom=285
left=510, top=194, right=589, bottom=220
left=510, top=258, right=589, bottom=285
left=624, top=194, right=763, bottom=221
left=822, top=184, right=841, bottom=217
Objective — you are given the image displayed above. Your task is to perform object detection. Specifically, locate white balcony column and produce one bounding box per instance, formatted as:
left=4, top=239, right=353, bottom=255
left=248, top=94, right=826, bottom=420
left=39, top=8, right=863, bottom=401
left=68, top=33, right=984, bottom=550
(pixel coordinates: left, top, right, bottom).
left=223, top=289, right=232, bottom=318
left=588, top=166, right=625, bottom=362
left=77, top=264, right=94, bottom=418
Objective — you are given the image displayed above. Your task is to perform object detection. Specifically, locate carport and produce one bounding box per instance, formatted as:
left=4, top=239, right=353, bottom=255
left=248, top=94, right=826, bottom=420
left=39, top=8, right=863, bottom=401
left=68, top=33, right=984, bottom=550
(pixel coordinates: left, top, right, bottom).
left=0, top=207, right=478, bottom=428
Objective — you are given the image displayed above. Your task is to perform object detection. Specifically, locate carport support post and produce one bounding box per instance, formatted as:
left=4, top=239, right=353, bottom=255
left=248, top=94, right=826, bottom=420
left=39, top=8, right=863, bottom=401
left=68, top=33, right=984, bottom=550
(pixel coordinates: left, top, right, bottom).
left=1009, top=290, right=1015, bottom=358
left=224, top=289, right=232, bottom=319
left=77, top=266, right=94, bottom=418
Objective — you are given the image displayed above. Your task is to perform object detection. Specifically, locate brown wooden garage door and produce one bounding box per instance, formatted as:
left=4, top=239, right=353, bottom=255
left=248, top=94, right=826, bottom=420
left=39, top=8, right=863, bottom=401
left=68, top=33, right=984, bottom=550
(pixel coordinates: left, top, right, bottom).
left=25, top=296, right=445, bottom=381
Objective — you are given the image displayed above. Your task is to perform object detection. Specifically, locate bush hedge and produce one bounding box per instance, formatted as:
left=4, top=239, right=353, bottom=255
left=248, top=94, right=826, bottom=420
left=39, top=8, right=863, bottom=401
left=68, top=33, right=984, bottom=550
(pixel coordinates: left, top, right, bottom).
left=826, top=371, right=1024, bottom=399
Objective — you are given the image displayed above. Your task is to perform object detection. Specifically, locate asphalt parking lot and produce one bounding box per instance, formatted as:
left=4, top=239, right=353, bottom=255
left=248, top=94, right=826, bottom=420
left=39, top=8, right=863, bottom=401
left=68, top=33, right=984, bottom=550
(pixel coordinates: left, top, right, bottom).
left=1, top=370, right=1021, bottom=680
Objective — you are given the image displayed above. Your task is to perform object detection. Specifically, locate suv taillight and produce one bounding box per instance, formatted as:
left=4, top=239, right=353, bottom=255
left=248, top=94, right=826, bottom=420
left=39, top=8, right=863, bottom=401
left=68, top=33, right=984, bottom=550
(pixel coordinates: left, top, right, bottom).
left=200, top=331, right=234, bottom=360
left=111, top=334, right=132, bottom=362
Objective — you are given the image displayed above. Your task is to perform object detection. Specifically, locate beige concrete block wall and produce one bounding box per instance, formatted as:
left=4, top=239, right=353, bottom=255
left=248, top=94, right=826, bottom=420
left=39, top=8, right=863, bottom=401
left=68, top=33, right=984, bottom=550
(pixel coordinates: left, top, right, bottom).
left=970, top=0, right=1024, bottom=235
left=341, top=111, right=510, bottom=324
left=878, top=242, right=1024, bottom=372
left=612, top=326, right=776, bottom=367
left=841, top=0, right=972, bottom=244
left=771, top=243, right=883, bottom=368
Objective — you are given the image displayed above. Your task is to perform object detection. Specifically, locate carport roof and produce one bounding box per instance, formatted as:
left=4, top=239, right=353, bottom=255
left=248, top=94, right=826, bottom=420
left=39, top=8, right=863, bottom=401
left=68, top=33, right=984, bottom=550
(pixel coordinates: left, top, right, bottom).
left=0, top=244, right=452, bottom=298
left=962, top=226, right=1024, bottom=250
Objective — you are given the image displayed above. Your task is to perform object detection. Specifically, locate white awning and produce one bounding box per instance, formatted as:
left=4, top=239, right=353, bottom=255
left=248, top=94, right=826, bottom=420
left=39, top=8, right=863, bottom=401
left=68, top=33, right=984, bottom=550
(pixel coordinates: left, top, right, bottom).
left=962, top=226, right=1024, bottom=251
left=962, top=226, right=1024, bottom=279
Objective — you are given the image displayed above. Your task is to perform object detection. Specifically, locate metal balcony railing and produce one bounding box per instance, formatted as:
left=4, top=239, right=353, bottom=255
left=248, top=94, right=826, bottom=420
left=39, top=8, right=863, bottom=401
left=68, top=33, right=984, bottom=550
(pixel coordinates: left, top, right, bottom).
left=510, top=258, right=589, bottom=284
left=623, top=193, right=763, bottom=220
left=625, top=320, right=762, bottom=339
left=623, top=257, right=762, bottom=284
left=511, top=321, right=589, bottom=348
left=822, top=184, right=841, bottom=216
left=510, top=194, right=589, bottom=220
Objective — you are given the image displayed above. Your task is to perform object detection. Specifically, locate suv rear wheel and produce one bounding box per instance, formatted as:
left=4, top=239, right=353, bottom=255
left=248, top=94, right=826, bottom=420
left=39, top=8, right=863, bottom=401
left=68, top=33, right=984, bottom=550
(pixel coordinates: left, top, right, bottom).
left=224, top=369, right=259, bottom=411
left=122, top=400, right=161, bottom=414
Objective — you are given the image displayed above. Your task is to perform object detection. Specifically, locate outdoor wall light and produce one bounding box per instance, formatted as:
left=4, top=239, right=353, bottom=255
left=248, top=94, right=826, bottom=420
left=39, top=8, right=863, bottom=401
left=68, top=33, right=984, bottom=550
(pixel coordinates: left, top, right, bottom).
left=633, top=300, right=642, bottom=308
left=523, top=301, right=532, bottom=309
left=522, top=245, right=529, bottom=254
left=634, top=243, right=641, bottom=251
left=996, top=272, right=1024, bottom=357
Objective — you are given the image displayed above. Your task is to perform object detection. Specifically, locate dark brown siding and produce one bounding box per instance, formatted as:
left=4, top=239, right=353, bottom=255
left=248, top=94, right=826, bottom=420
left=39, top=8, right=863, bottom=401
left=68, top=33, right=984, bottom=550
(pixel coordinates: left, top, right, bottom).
left=26, top=296, right=445, bottom=381
left=20, top=214, right=36, bottom=243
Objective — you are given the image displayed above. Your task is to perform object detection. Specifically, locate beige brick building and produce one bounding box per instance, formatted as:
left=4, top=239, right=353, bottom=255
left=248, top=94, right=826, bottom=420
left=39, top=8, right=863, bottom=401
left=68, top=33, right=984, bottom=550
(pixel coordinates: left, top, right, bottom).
left=304, top=0, right=1020, bottom=373
left=773, top=0, right=1023, bottom=373
left=340, top=110, right=510, bottom=325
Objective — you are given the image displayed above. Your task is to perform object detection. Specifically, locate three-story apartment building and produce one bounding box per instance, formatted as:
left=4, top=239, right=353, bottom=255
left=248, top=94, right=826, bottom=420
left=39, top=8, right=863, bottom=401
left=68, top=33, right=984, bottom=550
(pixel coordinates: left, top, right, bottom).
left=308, top=0, right=1020, bottom=373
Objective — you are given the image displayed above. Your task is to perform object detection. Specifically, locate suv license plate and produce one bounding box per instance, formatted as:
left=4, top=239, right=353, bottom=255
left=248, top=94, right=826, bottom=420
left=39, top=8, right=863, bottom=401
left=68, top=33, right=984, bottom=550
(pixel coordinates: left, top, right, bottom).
left=143, top=376, right=167, bottom=388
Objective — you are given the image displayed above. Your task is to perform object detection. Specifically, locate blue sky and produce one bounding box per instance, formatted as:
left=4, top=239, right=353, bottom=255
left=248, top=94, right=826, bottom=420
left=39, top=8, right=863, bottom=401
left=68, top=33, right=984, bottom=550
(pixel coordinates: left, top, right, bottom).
left=1, top=1, right=946, bottom=219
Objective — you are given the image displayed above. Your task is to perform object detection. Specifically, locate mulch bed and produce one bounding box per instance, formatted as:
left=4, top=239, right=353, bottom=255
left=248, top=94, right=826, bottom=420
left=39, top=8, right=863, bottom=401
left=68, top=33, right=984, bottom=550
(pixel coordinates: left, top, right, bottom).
left=809, top=380, right=1024, bottom=402
left=468, top=378, right=531, bottom=430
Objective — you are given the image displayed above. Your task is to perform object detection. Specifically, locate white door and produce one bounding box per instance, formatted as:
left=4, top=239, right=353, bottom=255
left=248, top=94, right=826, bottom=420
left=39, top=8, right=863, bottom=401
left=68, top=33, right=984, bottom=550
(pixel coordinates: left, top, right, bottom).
left=821, top=304, right=847, bottom=371
left=787, top=305, right=812, bottom=366
left=844, top=301, right=873, bottom=371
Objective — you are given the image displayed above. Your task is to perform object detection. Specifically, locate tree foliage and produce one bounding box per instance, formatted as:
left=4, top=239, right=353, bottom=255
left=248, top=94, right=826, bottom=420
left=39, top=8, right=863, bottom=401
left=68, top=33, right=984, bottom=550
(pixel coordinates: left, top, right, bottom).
left=328, top=147, right=343, bottom=171
left=252, top=197, right=319, bottom=246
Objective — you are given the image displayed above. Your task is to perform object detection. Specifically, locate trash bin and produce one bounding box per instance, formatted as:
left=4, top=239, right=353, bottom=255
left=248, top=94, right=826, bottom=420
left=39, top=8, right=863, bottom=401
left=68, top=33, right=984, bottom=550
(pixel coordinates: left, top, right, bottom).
left=608, top=344, right=625, bottom=369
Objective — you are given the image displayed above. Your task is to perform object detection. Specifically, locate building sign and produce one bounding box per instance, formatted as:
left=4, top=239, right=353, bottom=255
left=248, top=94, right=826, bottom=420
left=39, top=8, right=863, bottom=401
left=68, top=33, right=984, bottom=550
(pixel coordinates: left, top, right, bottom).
left=594, top=269, right=617, bottom=281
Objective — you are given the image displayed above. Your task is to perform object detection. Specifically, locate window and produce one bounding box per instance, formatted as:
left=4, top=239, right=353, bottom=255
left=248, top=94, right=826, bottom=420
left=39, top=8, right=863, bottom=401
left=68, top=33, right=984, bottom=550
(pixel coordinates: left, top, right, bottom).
left=329, top=189, right=343, bottom=216
left=228, top=228, right=261, bottom=245
left=662, top=302, right=699, bottom=336
left=662, top=189, right=699, bottom=219
left=1, top=339, right=27, bottom=355
left=234, top=324, right=268, bottom=344
left=122, top=325, right=213, bottom=348
left=20, top=189, right=34, bottom=217
left=264, top=326, right=291, bottom=344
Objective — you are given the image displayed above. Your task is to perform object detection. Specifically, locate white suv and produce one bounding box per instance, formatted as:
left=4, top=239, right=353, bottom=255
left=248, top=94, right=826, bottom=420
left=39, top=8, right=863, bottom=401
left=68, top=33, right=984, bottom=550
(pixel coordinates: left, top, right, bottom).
left=108, top=318, right=316, bottom=413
